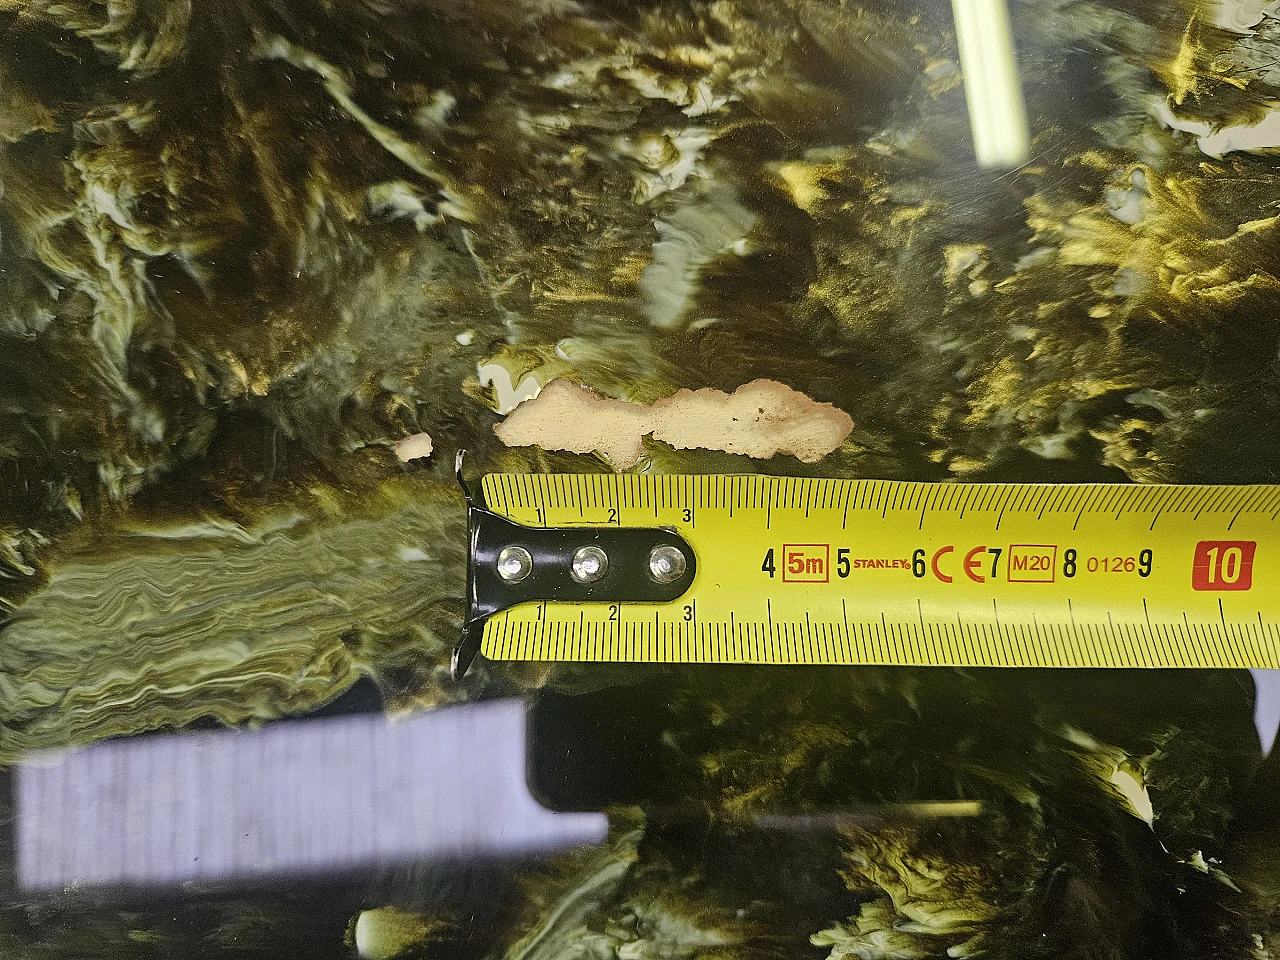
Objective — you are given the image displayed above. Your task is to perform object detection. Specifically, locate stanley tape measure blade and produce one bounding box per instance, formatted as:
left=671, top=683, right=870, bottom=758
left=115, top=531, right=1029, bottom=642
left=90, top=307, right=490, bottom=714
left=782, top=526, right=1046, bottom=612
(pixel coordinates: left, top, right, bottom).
left=462, top=474, right=1280, bottom=670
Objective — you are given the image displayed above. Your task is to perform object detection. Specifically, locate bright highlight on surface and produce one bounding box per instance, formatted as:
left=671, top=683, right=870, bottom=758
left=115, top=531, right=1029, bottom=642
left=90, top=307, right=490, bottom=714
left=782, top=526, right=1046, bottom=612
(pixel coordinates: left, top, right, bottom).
left=951, top=0, right=1031, bottom=168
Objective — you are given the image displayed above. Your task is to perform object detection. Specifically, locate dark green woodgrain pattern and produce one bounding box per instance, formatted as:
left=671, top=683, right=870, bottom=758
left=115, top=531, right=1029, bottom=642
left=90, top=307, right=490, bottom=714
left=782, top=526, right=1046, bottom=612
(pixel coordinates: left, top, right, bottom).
left=1, top=0, right=1279, bottom=955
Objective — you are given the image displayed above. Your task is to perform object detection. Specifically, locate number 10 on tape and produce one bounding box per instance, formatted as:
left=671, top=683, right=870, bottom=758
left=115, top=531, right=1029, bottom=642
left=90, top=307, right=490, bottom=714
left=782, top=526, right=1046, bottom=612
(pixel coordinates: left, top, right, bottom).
left=1193, top=541, right=1257, bottom=591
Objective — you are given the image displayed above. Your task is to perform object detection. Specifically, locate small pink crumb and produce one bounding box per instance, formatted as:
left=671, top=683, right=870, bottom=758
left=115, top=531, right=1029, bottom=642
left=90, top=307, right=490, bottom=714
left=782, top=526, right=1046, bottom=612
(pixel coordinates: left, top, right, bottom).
left=394, top=432, right=434, bottom=462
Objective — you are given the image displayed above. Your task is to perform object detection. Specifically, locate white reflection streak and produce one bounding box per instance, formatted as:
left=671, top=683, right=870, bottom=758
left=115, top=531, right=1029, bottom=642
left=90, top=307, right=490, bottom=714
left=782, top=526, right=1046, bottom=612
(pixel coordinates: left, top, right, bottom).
left=1250, top=668, right=1280, bottom=756
left=951, top=0, right=1031, bottom=167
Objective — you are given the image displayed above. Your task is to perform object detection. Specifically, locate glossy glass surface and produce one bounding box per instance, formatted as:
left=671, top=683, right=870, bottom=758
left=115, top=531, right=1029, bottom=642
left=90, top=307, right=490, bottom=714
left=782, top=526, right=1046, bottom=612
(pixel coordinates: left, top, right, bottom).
left=2, top=0, right=1279, bottom=956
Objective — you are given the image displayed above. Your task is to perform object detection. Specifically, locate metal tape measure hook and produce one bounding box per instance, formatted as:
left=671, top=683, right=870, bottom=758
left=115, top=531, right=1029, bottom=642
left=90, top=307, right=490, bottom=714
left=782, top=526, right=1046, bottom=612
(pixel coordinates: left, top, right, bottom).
left=453, top=450, right=487, bottom=679
left=452, top=457, right=697, bottom=679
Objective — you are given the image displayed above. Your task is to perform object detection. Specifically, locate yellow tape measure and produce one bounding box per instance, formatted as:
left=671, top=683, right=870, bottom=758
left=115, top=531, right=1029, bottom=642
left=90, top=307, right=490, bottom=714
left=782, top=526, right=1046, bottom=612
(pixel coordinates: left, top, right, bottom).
left=477, top=474, right=1280, bottom=668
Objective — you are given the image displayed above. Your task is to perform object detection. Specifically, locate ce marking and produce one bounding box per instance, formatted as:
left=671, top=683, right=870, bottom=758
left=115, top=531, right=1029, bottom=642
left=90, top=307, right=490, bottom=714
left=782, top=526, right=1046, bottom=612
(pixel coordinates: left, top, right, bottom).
left=929, top=545, right=1003, bottom=583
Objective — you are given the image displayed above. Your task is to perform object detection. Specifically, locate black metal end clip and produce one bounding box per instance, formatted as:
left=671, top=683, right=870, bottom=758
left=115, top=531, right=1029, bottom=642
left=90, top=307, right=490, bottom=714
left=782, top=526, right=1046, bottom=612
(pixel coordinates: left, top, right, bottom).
left=451, top=452, right=696, bottom=679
